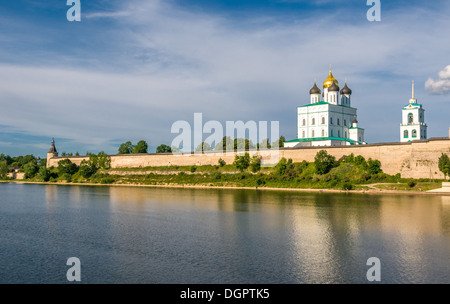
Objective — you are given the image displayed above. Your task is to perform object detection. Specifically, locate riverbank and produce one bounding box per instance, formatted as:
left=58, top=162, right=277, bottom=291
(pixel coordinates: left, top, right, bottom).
left=3, top=180, right=449, bottom=196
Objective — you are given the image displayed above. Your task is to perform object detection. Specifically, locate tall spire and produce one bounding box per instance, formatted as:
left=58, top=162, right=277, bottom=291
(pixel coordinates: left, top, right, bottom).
left=412, top=80, right=415, bottom=99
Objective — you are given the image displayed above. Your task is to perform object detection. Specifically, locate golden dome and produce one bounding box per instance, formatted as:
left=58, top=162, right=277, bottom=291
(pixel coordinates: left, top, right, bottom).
left=323, top=68, right=339, bottom=89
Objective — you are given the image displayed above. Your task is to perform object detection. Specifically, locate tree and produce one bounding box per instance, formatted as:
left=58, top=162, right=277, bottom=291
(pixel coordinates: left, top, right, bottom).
left=23, top=160, right=39, bottom=179
left=39, top=166, right=51, bottom=182
left=272, top=136, right=286, bottom=148
left=118, top=141, right=133, bottom=154
left=259, top=138, right=271, bottom=149
left=218, top=158, right=226, bottom=167
left=314, top=150, right=337, bottom=175
left=132, top=140, right=148, bottom=154
left=438, top=153, right=450, bottom=180
left=195, top=142, right=212, bottom=152
left=250, top=156, right=261, bottom=173
left=367, top=158, right=382, bottom=175
left=215, top=136, right=233, bottom=152
left=97, top=151, right=111, bottom=169
left=0, top=161, right=9, bottom=179
left=57, top=159, right=78, bottom=176
left=234, top=138, right=256, bottom=151
left=156, top=144, right=172, bottom=153
left=233, top=153, right=250, bottom=172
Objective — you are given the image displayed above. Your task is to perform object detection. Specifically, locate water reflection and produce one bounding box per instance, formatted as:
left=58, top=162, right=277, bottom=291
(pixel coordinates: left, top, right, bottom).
left=34, top=185, right=450, bottom=283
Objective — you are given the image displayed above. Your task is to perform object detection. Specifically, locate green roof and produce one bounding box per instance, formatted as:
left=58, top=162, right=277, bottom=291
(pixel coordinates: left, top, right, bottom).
left=298, top=101, right=329, bottom=108
left=285, top=137, right=363, bottom=145
left=403, top=103, right=422, bottom=109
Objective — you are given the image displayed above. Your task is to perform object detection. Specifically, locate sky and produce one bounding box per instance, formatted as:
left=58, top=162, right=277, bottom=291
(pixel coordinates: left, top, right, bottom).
left=0, top=0, right=449, bottom=157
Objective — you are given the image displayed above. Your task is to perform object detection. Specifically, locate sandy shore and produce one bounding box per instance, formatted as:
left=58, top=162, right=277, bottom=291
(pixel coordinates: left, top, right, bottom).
left=2, top=180, right=449, bottom=196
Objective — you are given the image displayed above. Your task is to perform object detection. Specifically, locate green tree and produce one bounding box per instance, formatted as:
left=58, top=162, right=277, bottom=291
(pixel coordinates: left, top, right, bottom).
left=314, top=150, right=337, bottom=175
left=233, top=153, right=250, bottom=172
left=23, top=160, right=39, bottom=179
left=132, top=140, right=148, bottom=154
left=250, top=156, right=261, bottom=173
left=156, top=144, right=172, bottom=153
left=39, top=166, right=51, bottom=182
left=367, top=158, right=382, bottom=175
left=79, top=155, right=97, bottom=178
left=118, top=141, right=133, bottom=154
left=272, top=136, right=286, bottom=148
left=0, top=161, right=9, bottom=179
left=438, top=153, right=450, bottom=180
left=97, top=151, right=111, bottom=169
left=215, top=136, right=234, bottom=152
left=0, top=154, right=13, bottom=166
left=276, top=158, right=288, bottom=175
left=195, top=142, right=212, bottom=152
left=218, top=158, right=226, bottom=167
left=234, top=138, right=256, bottom=151
left=57, top=159, right=78, bottom=176
left=259, top=138, right=271, bottom=149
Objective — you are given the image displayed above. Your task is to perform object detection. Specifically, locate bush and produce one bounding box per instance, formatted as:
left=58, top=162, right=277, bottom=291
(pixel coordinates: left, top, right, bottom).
left=218, top=158, right=226, bottom=167
left=233, top=153, right=250, bottom=172
left=367, top=158, right=382, bottom=175
left=407, top=180, right=416, bottom=188
left=314, top=150, right=337, bottom=175
left=58, top=159, right=78, bottom=176
left=342, top=182, right=353, bottom=190
left=100, top=176, right=115, bottom=184
left=39, top=166, right=51, bottom=182
left=250, top=156, right=261, bottom=173
left=190, top=165, right=197, bottom=173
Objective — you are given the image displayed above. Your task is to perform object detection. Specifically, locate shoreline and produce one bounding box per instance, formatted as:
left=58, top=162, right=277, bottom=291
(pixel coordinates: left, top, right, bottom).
left=3, top=180, right=450, bottom=196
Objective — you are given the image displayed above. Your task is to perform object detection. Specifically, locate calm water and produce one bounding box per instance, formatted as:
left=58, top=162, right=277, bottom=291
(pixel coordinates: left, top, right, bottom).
left=0, top=183, right=449, bottom=284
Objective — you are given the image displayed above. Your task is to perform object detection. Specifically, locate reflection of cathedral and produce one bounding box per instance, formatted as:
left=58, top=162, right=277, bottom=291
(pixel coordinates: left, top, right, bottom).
left=285, top=67, right=365, bottom=148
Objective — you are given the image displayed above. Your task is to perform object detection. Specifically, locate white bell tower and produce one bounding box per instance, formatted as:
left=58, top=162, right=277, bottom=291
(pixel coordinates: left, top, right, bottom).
left=400, top=81, right=427, bottom=142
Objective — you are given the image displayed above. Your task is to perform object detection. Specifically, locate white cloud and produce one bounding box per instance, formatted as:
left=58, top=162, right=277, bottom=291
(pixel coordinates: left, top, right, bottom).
left=1, top=0, right=450, bottom=154
left=425, top=65, right=450, bottom=95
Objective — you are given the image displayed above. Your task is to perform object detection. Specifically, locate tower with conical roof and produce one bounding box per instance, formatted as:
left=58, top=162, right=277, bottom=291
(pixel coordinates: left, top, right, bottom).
left=47, top=138, right=58, bottom=167
left=284, top=66, right=365, bottom=147
left=400, top=81, right=427, bottom=142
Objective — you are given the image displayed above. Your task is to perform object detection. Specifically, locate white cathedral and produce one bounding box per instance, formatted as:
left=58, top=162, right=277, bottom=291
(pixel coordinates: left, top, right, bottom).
left=284, top=68, right=366, bottom=148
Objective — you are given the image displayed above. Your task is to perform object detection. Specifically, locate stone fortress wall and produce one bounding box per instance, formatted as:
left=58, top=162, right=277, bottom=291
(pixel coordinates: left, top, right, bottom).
left=47, top=136, right=450, bottom=179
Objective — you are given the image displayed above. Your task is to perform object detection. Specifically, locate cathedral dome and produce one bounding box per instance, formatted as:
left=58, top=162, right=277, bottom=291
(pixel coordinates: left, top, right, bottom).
left=340, top=82, right=352, bottom=95
left=328, top=81, right=339, bottom=92
left=323, top=69, right=339, bottom=89
left=309, top=82, right=321, bottom=95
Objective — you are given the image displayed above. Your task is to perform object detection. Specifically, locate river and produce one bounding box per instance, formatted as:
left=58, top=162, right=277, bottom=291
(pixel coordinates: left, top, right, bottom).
left=0, top=183, right=449, bottom=283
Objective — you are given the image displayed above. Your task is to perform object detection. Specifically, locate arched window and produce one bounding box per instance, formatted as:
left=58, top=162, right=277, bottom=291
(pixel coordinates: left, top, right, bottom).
left=331, top=130, right=334, bottom=137
left=302, top=131, right=305, bottom=138
left=322, top=129, right=325, bottom=137
left=312, top=130, right=315, bottom=137
left=408, top=113, right=413, bottom=124
left=337, top=118, right=340, bottom=126
left=404, top=130, right=409, bottom=138
left=321, top=117, right=325, bottom=125
left=344, top=119, right=347, bottom=126
left=312, top=118, right=315, bottom=125
left=302, top=119, right=306, bottom=126
left=412, top=129, right=417, bottom=138
left=330, top=117, right=333, bottom=125
left=338, top=130, right=340, bottom=138
left=345, top=131, right=347, bottom=138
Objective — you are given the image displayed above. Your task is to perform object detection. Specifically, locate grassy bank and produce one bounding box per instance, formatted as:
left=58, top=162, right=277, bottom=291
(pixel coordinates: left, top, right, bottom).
left=13, top=150, right=443, bottom=192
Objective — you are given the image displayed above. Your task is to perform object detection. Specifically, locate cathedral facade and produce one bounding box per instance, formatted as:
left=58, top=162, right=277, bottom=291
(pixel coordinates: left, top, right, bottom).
left=285, top=68, right=365, bottom=148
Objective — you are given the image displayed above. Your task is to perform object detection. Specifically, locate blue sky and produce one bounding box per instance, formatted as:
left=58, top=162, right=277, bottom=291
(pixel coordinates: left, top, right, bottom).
left=0, top=0, right=449, bottom=157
